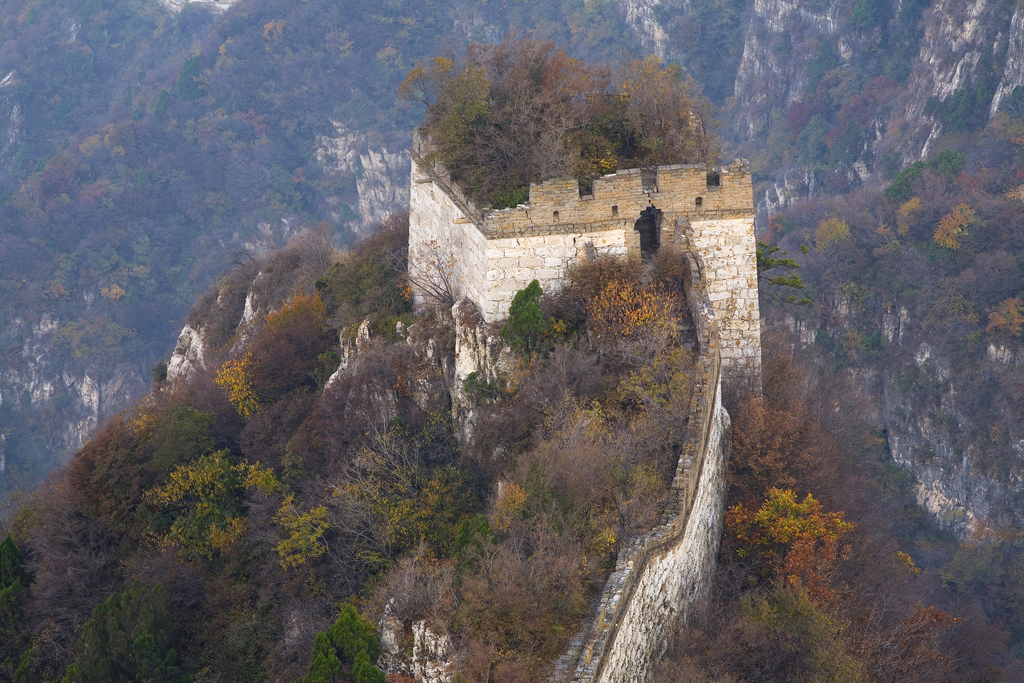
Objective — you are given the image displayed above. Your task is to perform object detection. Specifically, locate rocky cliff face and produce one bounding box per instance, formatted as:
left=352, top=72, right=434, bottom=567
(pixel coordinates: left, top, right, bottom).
left=379, top=615, right=457, bottom=683
left=991, top=6, right=1024, bottom=114
left=166, top=324, right=207, bottom=386
left=0, top=70, right=22, bottom=191
left=881, top=353, right=1024, bottom=537
left=897, top=0, right=1013, bottom=161
left=731, top=0, right=838, bottom=136
left=165, top=275, right=509, bottom=458
left=617, top=0, right=669, bottom=57
left=0, top=315, right=147, bottom=476
left=449, top=299, right=515, bottom=446
left=776, top=304, right=1024, bottom=539
left=315, top=121, right=411, bottom=235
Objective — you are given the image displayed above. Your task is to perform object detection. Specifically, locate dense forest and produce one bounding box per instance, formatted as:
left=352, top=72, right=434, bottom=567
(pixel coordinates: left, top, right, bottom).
left=3, top=0, right=1024, bottom=680
left=0, top=212, right=704, bottom=681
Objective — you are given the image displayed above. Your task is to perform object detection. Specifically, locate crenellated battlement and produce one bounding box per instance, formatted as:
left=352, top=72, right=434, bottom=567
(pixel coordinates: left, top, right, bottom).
left=482, top=159, right=754, bottom=236
left=412, top=131, right=754, bottom=240
left=408, top=131, right=761, bottom=396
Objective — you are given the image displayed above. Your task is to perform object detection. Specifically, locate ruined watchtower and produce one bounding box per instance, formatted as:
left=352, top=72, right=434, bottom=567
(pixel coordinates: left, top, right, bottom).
left=407, top=131, right=761, bottom=392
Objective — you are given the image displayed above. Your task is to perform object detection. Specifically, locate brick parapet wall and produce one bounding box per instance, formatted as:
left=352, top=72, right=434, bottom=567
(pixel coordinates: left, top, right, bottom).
left=550, top=253, right=728, bottom=683
left=410, top=131, right=754, bottom=241
left=409, top=135, right=759, bottom=338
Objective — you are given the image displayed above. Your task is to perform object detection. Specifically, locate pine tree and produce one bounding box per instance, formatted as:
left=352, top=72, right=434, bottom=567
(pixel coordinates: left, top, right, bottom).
left=501, top=280, right=544, bottom=352
left=61, top=581, right=184, bottom=683
left=0, top=536, right=31, bottom=681
left=302, top=606, right=385, bottom=683
left=0, top=536, right=29, bottom=589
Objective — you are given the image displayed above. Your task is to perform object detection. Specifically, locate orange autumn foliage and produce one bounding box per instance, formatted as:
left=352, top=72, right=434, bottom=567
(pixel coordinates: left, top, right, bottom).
left=586, top=279, right=675, bottom=337
left=986, top=297, right=1024, bottom=337
left=728, top=488, right=854, bottom=605
left=264, top=291, right=326, bottom=330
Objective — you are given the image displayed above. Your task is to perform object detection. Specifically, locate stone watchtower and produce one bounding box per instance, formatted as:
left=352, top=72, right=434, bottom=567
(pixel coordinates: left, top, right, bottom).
left=407, top=131, right=761, bottom=393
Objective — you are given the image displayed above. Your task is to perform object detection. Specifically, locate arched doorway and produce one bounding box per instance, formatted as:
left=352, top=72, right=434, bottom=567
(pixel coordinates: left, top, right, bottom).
left=634, top=206, right=662, bottom=259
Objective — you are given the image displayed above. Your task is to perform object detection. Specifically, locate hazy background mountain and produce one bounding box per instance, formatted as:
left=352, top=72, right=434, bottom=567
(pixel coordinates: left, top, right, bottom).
left=2, top=0, right=1024, bottom=542
left=2, top=0, right=1024, bottom=678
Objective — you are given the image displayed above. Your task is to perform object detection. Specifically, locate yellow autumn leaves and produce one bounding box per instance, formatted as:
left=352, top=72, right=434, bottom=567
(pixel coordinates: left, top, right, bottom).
left=145, top=450, right=279, bottom=561
left=814, top=217, right=852, bottom=251
left=144, top=451, right=333, bottom=568
left=274, top=495, right=330, bottom=569
left=933, top=203, right=976, bottom=250
left=216, top=353, right=259, bottom=417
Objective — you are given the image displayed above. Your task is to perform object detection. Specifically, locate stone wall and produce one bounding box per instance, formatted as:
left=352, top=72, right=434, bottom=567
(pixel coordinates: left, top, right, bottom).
left=680, top=217, right=762, bottom=397
left=408, top=133, right=760, bottom=358
left=408, top=158, right=490, bottom=313
left=584, top=383, right=727, bottom=683
left=550, top=255, right=729, bottom=683
left=477, top=230, right=628, bottom=320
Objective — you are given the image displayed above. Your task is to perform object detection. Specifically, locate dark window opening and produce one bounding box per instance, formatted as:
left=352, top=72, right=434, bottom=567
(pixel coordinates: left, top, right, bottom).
left=611, top=205, right=618, bottom=217
left=553, top=210, right=560, bottom=222
left=706, top=170, right=721, bottom=188
left=634, top=206, right=662, bottom=260
left=695, top=196, right=703, bottom=207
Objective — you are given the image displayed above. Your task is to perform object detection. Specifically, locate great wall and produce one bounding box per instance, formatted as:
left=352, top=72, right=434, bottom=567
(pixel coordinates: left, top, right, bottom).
left=406, top=134, right=761, bottom=682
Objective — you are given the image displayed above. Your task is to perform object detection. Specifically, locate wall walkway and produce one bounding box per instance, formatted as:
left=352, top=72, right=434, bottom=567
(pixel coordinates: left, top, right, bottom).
left=551, top=253, right=730, bottom=683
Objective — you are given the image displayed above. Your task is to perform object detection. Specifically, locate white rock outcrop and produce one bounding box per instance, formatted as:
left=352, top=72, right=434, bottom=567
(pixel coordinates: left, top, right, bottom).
left=315, top=121, right=410, bottom=234
left=412, top=621, right=456, bottom=683
left=991, top=7, right=1024, bottom=115
left=160, top=0, right=239, bottom=13
left=166, top=324, right=207, bottom=385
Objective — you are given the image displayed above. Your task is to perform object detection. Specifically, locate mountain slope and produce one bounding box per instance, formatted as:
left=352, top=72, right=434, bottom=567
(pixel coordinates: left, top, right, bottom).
left=0, top=0, right=647, bottom=489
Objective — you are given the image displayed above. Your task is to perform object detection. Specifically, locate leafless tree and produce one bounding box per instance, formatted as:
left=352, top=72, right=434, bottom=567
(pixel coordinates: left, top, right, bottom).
left=408, top=238, right=457, bottom=307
